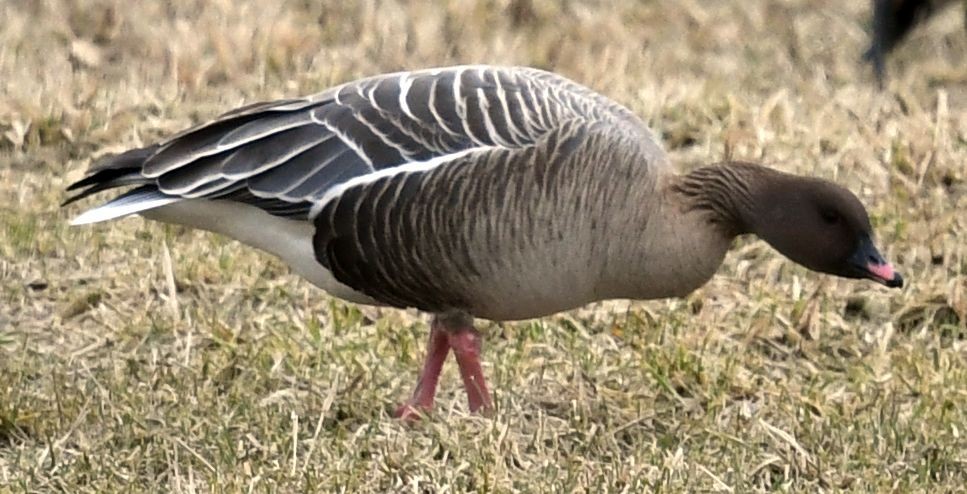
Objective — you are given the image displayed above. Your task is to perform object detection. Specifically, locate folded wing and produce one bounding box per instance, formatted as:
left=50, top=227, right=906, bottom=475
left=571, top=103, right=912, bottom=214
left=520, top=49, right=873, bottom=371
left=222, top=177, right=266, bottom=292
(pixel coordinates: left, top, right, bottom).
left=66, top=66, right=650, bottom=223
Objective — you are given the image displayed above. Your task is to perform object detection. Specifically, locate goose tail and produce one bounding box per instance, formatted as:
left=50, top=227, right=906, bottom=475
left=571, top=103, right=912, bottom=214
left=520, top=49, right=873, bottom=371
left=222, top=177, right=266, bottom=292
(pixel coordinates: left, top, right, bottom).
left=69, top=186, right=180, bottom=225
left=64, top=144, right=180, bottom=225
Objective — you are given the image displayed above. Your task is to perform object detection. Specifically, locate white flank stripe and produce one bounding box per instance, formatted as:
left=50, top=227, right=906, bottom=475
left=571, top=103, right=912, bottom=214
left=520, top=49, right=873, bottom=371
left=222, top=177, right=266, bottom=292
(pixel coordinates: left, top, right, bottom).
left=70, top=192, right=181, bottom=225
left=308, top=146, right=495, bottom=219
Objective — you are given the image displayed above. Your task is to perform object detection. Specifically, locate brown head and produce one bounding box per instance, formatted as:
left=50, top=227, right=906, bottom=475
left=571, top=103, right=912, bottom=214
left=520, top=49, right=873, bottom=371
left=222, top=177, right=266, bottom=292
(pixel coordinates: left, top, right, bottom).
left=676, top=162, right=904, bottom=288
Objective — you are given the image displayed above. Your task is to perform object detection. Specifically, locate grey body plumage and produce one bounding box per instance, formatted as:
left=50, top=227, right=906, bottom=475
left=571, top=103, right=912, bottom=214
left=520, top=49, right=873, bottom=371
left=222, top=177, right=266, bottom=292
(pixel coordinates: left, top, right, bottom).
left=68, top=66, right=696, bottom=320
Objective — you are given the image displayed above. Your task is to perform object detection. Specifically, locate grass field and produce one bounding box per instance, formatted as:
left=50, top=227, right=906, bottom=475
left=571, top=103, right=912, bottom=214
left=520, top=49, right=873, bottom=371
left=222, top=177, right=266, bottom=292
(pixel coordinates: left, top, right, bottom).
left=2, top=0, right=967, bottom=491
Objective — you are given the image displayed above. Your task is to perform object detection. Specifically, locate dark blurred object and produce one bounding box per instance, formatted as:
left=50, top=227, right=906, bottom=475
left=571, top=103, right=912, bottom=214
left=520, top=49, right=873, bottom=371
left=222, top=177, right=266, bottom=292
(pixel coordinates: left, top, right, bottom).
left=863, top=0, right=966, bottom=86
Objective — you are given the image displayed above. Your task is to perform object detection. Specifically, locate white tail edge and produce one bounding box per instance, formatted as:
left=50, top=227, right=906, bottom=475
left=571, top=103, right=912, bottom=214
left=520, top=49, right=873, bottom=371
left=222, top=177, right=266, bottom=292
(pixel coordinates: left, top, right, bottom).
left=70, top=190, right=181, bottom=225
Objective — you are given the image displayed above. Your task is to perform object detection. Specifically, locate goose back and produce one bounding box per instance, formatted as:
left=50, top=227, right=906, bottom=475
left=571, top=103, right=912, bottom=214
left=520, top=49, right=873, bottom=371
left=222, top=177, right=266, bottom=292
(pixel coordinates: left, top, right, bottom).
left=67, top=66, right=662, bottom=222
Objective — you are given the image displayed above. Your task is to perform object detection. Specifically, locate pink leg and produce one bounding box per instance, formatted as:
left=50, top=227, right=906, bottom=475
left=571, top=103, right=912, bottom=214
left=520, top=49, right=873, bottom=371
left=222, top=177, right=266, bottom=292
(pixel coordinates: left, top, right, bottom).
left=394, top=324, right=450, bottom=420
left=448, top=326, right=493, bottom=414
left=394, top=313, right=494, bottom=420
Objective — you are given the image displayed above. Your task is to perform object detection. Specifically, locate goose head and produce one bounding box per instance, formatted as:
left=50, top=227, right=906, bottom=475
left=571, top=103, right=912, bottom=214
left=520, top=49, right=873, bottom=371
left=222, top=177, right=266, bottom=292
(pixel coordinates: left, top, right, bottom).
left=744, top=172, right=904, bottom=288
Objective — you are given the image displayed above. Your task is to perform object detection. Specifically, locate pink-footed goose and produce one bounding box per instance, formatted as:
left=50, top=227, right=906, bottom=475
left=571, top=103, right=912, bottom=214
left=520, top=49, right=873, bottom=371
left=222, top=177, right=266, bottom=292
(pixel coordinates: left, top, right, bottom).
left=65, top=65, right=903, bottom=419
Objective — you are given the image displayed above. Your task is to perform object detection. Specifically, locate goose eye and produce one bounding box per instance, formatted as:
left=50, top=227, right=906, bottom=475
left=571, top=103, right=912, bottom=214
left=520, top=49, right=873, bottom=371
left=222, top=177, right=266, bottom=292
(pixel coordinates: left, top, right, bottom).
left=820, top=210, right=840, bottom=225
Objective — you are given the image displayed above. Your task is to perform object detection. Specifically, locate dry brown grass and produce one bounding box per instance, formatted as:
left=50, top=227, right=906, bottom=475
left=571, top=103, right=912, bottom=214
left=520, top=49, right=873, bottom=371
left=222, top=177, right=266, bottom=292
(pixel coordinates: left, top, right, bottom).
left=2, top=0, right=967, bottom=491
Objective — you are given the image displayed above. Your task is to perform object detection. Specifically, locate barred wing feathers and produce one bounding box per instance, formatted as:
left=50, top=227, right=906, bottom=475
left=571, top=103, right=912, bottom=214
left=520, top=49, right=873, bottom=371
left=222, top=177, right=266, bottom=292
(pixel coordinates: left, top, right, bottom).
left=67, top=66, right=655, bottom=224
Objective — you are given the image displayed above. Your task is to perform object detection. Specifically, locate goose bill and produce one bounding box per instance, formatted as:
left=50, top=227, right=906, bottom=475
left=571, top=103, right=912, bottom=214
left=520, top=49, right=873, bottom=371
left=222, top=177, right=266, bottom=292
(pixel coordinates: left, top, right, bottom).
left=849, top=236, right=904, bottom=288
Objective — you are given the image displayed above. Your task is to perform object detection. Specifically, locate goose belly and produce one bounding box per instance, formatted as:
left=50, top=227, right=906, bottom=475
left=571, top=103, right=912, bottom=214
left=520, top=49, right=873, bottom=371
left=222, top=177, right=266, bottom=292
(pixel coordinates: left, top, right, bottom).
left=458, top=249, right=604, bottom=321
